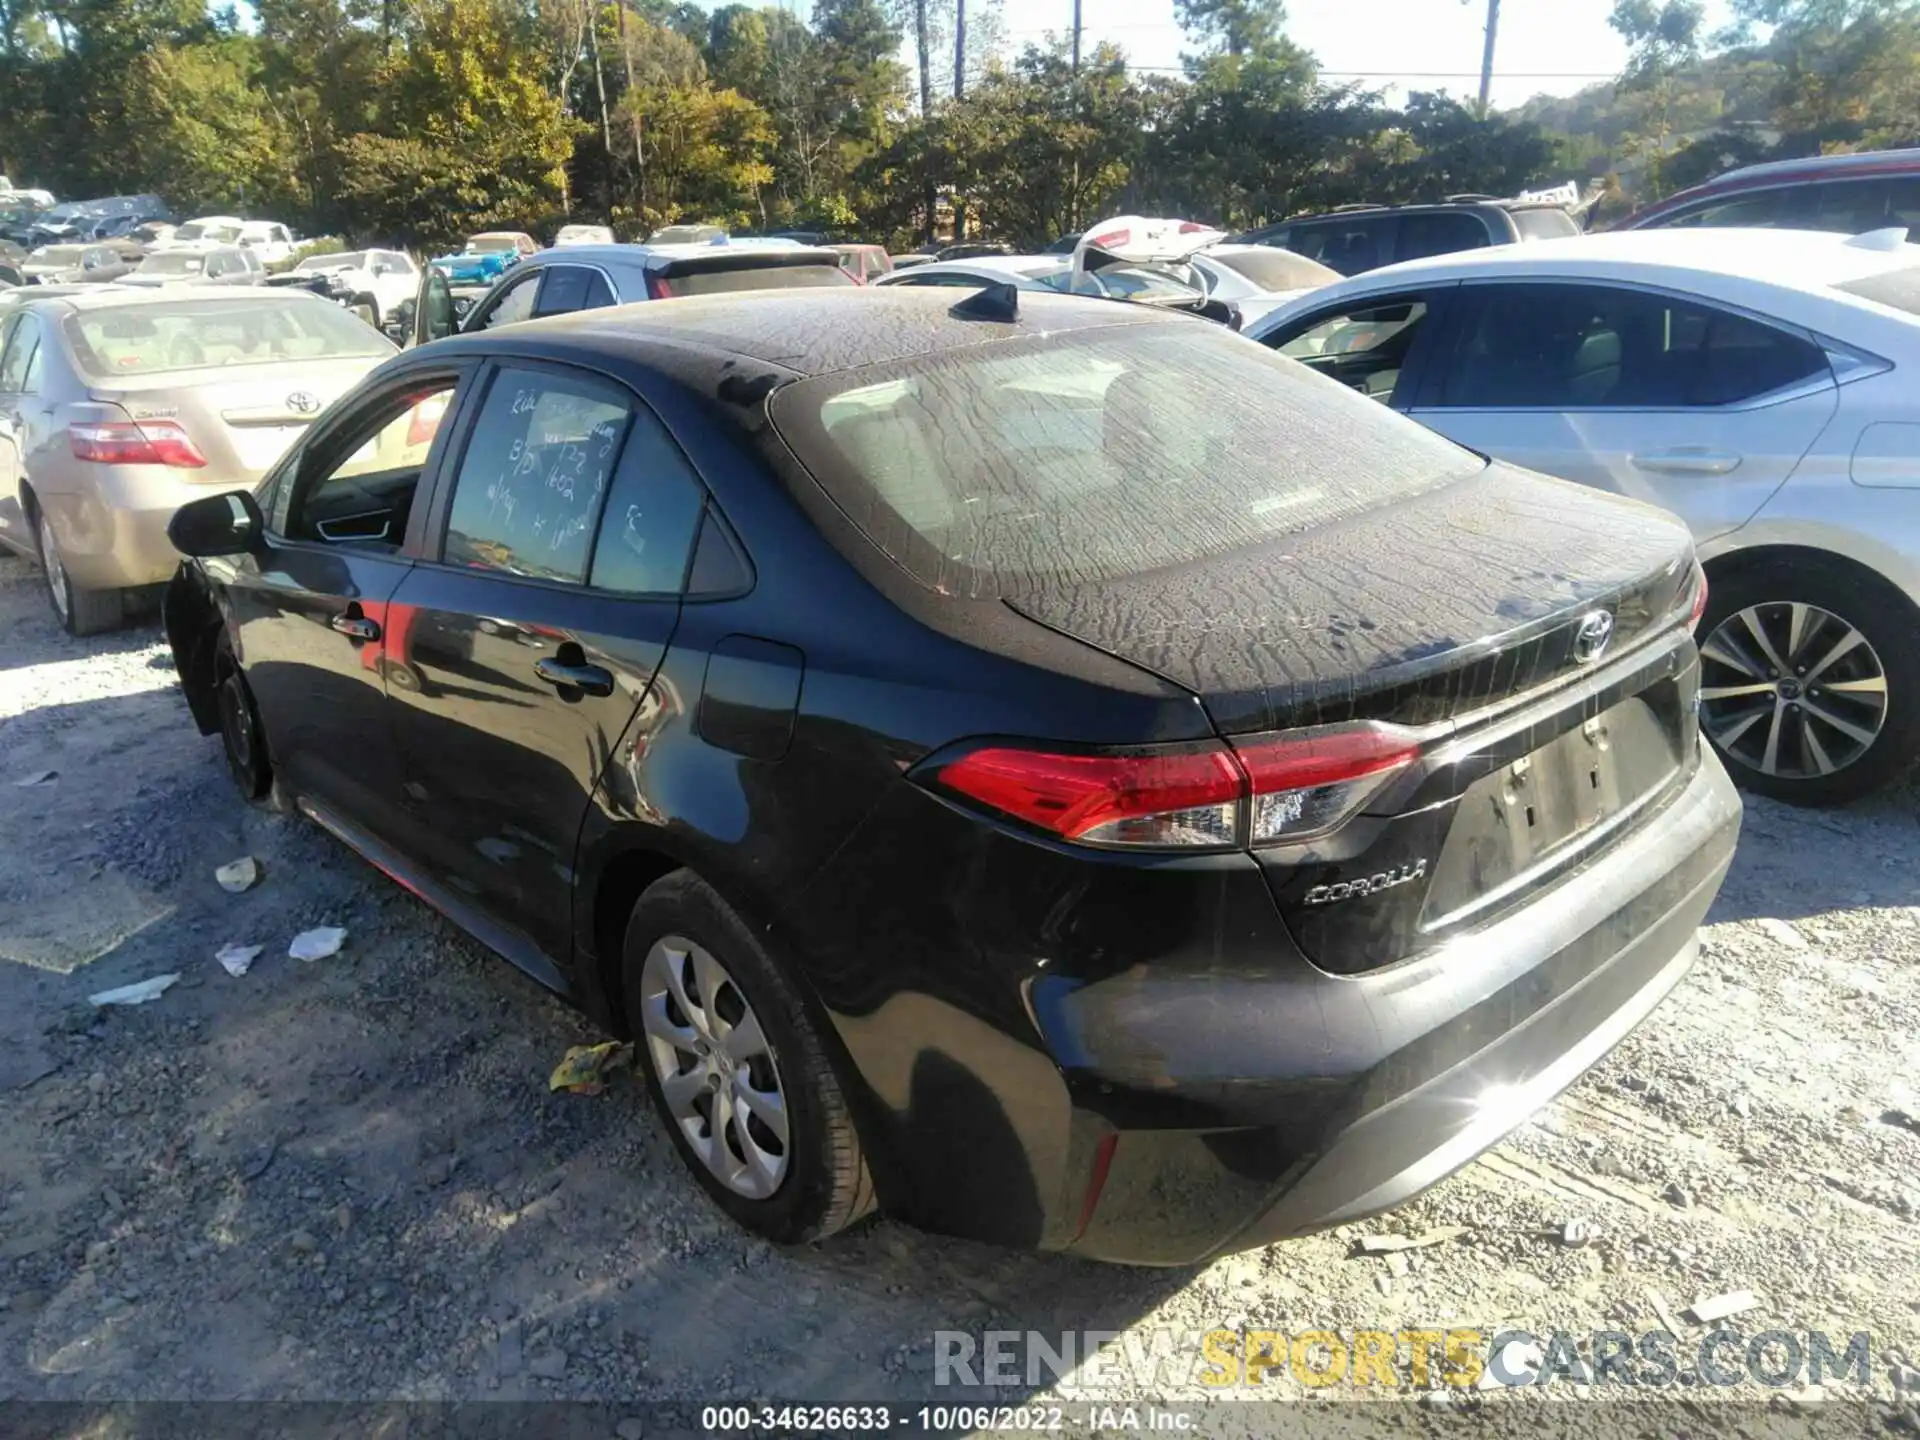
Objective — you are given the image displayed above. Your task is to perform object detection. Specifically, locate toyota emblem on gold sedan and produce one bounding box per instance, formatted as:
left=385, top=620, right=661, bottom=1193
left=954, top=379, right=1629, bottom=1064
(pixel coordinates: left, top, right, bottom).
left=287, top=391, right=321, bottom=415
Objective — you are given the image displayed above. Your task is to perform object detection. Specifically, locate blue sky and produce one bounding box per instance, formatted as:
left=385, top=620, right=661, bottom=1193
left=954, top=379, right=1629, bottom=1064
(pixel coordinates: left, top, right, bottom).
left=992, top=0, right=1741, bottom=110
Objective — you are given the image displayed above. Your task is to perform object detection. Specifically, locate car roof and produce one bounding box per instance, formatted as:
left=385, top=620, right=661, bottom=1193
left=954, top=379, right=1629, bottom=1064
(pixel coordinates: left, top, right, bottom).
left=426, top=286, right=1168, bottom=380
left=1306, top=226, right=1920, bottom=290
left=1716, top=146, right=1920, bottom=186
left=34, top=284, right=337, bottom=312
left=882, top=254, right=1064, bottom=280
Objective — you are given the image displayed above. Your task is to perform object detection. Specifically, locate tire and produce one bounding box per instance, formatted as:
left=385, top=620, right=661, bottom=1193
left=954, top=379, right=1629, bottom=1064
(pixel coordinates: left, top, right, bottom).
left=36, top=509, right=122, bottom=637
left=623, top=870, right=875, bottom=1244
left=214, top=636, right=275, bottom=803
left=1697, top=555, right=1920, bottom=805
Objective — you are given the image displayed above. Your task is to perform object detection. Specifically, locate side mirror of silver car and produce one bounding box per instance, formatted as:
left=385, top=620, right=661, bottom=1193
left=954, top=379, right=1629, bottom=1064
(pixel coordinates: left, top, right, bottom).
left=169, top=490, right=265, bottom=558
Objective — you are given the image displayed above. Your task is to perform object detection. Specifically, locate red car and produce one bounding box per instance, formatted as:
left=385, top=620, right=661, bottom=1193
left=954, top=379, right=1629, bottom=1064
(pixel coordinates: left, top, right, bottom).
left=1617, top=146, right=1920, bottom=234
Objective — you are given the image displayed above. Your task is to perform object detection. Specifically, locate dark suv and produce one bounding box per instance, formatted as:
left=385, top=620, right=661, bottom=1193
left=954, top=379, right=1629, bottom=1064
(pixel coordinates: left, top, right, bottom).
left=1237, top=198, right=1582, bottom=276
left=162, top=288, right=1738, bottom=1263
left=1617, top=147, right=1920, bottom=234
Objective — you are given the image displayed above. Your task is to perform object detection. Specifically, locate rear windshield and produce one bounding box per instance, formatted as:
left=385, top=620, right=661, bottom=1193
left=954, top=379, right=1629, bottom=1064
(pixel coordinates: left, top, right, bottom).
left=773, top=319, right=1483, bottom=595
left=470, top=236, right=521, bottom=253
left=653, top=262, right=853, bottom=298
left=1207, top=248, right=1341, bottom=290
left=137, top=253, right=204, bottom=274
left=1511, top=207, right=1581, bottom=241
left=63, top=298, right=393, bottom=377
left=1835, top=264, right=1920, bottom=316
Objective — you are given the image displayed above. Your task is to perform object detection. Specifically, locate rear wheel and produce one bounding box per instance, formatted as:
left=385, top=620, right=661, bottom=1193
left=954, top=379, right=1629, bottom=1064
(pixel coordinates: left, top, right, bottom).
left=623, top=871, right=874, bottom=1244
left=37, top=510, right=122, bottom=637
left=1698, top=556, right=1920, bottom=805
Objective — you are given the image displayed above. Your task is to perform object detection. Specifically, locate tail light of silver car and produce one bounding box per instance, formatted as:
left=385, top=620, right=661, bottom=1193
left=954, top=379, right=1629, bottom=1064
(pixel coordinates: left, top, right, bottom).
left=920, top=721, right=1424, bottom=851
left=68, top=420, right=207, bottom=468
left=1687, top=560, right=1708, bottom=628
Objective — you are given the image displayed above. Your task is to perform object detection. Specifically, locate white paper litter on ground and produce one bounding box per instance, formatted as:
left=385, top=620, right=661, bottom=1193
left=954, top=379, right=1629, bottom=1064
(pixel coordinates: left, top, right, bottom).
left=215, top=857, right=260, bottom=893
left=89, top=974, right=182, bottom=1007
left=216, top=943, right=264, bottom=977
left=288, top=927, right=346, bottom=962
left=14, top=770, right=56, bottom=787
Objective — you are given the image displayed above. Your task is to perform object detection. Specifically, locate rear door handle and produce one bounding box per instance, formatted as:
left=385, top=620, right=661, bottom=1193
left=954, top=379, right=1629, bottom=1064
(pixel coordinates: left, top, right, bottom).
left=535, top=656, right=615, bottom=697
left=330, top=607, right=380, bottom=641
left=1629, top=449, right=1741, bottom=476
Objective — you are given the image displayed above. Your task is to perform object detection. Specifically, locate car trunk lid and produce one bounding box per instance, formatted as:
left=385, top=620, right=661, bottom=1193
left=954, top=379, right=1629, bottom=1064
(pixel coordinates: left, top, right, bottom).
left=86, top=358, right=375, bottom=481
left=1002, top=463, right=1703, bottom=973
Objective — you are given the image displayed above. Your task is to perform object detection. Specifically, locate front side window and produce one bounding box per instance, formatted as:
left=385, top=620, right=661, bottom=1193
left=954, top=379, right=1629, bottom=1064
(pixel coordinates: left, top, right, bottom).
left=441, top=367, right=632, bottom=584
left=1394, top=212, right=1490, bottom=262
left=478, top=271, right=540, bottom=331
left=1270, top=298, right=1431, bottom=404
left=1661, top=189, right=1788, bottom=229
left=774, top=319, right=1482, bottom=595
left=284, top=378, right=458, bottom=547
left=1440, top=283, right=1829, bottom=409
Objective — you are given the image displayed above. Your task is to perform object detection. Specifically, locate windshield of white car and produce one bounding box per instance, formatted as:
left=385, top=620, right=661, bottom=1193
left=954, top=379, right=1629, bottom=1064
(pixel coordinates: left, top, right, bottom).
left=775, top=321, right=1482, bottom=593
left=136, top=253, right=205, bottom=274
left=1206, top=248, right=1341, bottom=291
left=64, top=298, right=394, bottom=378
left=298, top=252, right=368, bottom=271
left=173, top=223, right=239, bottom=242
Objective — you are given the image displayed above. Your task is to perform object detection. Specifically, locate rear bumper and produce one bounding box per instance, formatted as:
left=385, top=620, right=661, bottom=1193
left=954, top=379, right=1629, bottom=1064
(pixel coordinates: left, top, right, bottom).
left=1054, top=751, right=1740, bottom=1263
left=38, top=486, right=182, bottom=591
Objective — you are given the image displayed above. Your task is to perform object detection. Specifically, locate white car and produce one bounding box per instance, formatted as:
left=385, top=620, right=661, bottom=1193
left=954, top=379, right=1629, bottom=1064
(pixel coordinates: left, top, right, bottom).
left=121, top=245, right=264, bottom=287
left=874, top=253, right=1211, bottom=309
left=234, top=221, right=297, bottom=266
left=1246, top=226, right=1920, bottom=804
left=1183, top=243, right=1341, bottom=324
left=287, top=248, right=419, bottom=325
left=156, top=216, right=245, bottom=252
left=553, top=224, right=616, bottom=247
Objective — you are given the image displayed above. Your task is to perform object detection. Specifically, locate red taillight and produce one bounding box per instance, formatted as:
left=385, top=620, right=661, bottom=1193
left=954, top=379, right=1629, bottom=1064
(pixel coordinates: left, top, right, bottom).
left=1687, top=562, right=1709, bottom=627
left=929, top=744, right=1243, bottom=848
left=1177, top=221, right=1210, bottom=233
left=406, top=392, right=449, bottom=447
left=1233, top=724, right=1422, bottom=844
left=68, top=420, right=207, bottom=468
left=1088, top=228, right=1130, bottom=251
left=924, top=722, right=1423, bottom=851
left=646, top=274, right=672, bottom=299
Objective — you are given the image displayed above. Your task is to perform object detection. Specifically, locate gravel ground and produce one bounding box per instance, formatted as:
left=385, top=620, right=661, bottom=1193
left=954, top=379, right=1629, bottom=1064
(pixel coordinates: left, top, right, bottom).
left=3, top=546, right=1920, bottom=1431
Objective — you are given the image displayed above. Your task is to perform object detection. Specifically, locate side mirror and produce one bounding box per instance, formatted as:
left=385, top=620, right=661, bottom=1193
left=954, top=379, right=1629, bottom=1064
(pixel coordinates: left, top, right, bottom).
left=168, top=490, right=264, bottom=558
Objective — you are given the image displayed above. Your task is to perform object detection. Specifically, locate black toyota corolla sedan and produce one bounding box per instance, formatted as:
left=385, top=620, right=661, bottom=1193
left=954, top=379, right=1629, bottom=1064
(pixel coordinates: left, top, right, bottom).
left=163, top=286, right=1740, bottom=1264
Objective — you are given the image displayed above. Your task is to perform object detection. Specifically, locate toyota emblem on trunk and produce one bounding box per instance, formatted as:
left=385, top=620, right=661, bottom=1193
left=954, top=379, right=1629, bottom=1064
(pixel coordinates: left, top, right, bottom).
left=1572, top=610, right=1616, bottom=664
left=287, top=391, right=321, bottom=415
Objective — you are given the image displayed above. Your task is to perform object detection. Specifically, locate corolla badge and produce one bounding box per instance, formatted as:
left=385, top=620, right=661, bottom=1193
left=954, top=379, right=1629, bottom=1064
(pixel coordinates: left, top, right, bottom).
left=1304, top=859, right=1428, bottom=906
left=1572, top=610, right=1616, bottom=665
left=287, top=391, right=322, bottom=415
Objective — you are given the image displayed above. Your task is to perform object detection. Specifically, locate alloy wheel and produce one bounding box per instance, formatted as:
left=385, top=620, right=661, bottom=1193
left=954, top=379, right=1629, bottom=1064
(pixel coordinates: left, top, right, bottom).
left=1699, top=602, right=1888, bottom=780
left=638, top=935, right=790, bottom=1200
left=219, top=674, right=254, bottom=777
left=38, top=515, right=67, bottom=623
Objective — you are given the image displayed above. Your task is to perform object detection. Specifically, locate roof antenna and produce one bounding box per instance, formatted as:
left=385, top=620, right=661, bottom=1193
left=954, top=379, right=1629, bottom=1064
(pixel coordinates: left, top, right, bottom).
left=949, top=282, right=1019, bottom=322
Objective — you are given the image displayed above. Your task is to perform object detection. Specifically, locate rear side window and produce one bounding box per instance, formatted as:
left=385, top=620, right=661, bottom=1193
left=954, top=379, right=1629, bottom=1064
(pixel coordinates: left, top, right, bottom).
left=653, top=262, right=853, bottom=298
left=1270, top=298, right=1431, bottom=404
left=586, top=412, right=707, bottom=595
left=0, top=315, right=38, bottom=392
left=1394, top=212, right=1490, bottom=262
left=534, top=265, right=615, bottom=318
left=1510, top=207, right=1581, bottom=241
left=442, top=367, right=632, bottom=584
left=1440, top=283, right=1829, bottom=409
left=773, top=321, right=1482, bottom=596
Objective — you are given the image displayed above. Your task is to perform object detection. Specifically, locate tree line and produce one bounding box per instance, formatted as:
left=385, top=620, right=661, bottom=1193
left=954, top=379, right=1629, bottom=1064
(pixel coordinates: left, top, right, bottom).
left=0, top=0, right=1910, bottom=252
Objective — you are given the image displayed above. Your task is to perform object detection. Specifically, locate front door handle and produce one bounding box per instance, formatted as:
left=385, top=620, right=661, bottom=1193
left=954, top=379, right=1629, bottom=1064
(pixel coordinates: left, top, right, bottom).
left=330, top=606, right=380, bottom=642
left=1629, top=449, right=1741, bottom=477
left=534, top=656, right=615, bottom=697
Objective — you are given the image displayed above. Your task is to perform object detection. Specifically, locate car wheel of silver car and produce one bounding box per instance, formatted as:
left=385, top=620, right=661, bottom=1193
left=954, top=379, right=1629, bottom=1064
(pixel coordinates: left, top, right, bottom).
left=1698, top=556, right=1920, bottom=806
left=622, top=870, right=875, bottom=1244
left=36, top=510, right=122, bottom=637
